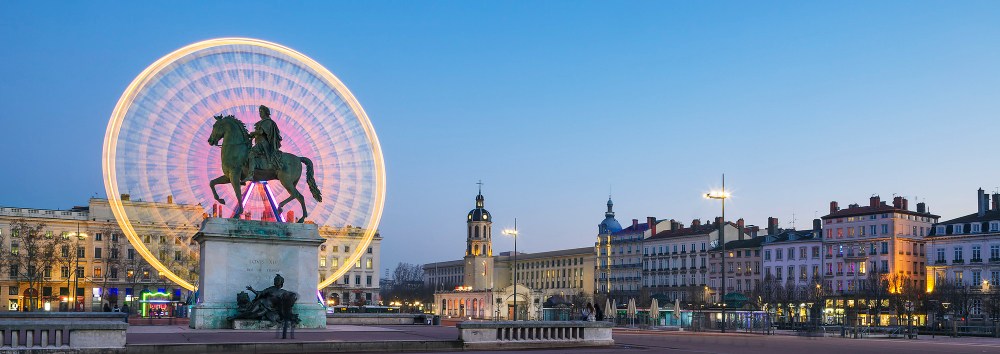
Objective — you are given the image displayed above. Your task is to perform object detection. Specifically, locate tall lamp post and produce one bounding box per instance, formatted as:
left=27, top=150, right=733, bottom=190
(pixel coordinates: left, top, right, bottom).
left=706, top=174, right=730, bottom=332
left=503, top=219, right=519, bottom=321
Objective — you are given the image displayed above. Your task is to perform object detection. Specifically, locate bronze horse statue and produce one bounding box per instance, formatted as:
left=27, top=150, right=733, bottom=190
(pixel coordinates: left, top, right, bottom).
left=207, top=115, right=322, bottom=223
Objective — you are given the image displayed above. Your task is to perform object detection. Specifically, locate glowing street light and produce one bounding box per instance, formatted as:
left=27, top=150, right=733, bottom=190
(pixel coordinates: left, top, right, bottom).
left=705, top=174, right=729, bottom=332
left=503, top=219, right=519, bottom=321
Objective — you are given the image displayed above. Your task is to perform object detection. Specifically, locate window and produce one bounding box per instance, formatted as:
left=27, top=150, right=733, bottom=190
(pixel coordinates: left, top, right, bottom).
left=882, top=224, right=889, bottom=234
left=95, top=233, right=102, bottom=241
left=319, top=257, right=326, bottom=267
left=972, top=246, right=982, bottom=260
left=991, top=221, right=1000, bottom=232
left=881, top=260, right=888, bottom=273
left=812, top=246, right=820, bottom=259
left=937, top=248, right=945, bottom=262
left=366, top=275, right=372, bottom=286
left=76, top=247, right=85, bottom=258
left=954, top=247, right=964, bottom=261
left=764, top=250, right=771, bottom=260
left=343, top=275, right=350, bottom=284
left=127, top=248, right=135, bottom=260
left=331, top=246, right=339, bottom=252
left=344, top=246, right=350, bottom=253
left=355, top=275, right=361, bottom=286
left=992, top=245, right=1000, bottom=260
left=365, top=258, right=373, bottom=269
left=787, top=248, right=795, bottom=260
left=881, top=242, right=889, bottom=254
left=776, top=250, right=783, bottom=260
left=94, top=247, right=102, bottom=259
left=61, top=267, right=69, bottom=278
left=972, top=224, right=982, bottom=233
left=355, top=260, right=361, bottom=268
left=954, top=224, right=964, bottom=234
left=937, top=225, right=946, bottom=235
left=94, top=267, right=102, bottom=278
left=972, top=270, right=982, bottom=285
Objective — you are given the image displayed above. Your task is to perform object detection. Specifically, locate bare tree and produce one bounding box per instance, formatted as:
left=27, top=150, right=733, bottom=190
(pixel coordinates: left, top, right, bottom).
left=8, top=219, right=59, bottom=311
left=862, top=271, right=890, bottom=325
left=383, top=263, right=432, bottom=312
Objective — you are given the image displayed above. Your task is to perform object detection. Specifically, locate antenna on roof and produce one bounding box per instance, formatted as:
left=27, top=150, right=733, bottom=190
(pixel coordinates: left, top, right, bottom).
left=791, top=211, right=797, bottom=229
left=476, top=179, right=483, bottom=194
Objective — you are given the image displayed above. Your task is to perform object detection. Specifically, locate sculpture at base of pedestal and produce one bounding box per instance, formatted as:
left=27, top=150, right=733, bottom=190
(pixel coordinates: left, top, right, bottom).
left=189, top=218, right=326, bottom=329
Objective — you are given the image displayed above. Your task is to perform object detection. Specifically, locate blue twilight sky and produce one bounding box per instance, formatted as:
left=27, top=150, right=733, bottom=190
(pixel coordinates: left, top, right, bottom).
left=2, top=1, right=1000, bottom=276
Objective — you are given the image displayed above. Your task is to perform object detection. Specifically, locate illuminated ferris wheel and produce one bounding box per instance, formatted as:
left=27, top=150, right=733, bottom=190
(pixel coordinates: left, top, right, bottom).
left=102, top=38, right=385, bottom=291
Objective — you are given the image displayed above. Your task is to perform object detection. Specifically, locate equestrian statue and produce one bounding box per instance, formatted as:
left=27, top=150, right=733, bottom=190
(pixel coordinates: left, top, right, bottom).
left=207, top=105, right=322, bottom=223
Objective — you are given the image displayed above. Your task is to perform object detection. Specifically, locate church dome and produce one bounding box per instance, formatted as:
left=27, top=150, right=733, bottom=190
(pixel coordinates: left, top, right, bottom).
left=468, top=193, right=491, bottom=222
left=599, top=197, right=622, bottom=234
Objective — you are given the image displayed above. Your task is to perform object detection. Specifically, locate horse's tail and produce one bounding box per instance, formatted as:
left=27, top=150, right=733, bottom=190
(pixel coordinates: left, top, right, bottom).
left=300, top=156, right=323, bottom=202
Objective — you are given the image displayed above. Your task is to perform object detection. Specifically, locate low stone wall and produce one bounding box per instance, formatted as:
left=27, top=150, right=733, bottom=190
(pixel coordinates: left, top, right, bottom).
left=0, top=312, right=128, bottom=353
left=457, top=321, right=613, bottom=349
left=326, top=313, right=429, bottom=325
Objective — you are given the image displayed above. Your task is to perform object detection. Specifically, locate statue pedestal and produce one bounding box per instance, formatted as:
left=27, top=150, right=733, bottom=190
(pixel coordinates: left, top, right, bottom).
left=189, top=218, right=326, bottom=329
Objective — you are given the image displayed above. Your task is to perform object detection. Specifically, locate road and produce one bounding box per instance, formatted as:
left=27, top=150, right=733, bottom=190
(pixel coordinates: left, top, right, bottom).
left=427, top=330, right=1000, bottom=354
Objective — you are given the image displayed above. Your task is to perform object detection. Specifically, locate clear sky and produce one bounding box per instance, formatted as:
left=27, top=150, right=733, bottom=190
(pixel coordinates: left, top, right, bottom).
left=2, top=1, right=999, bottom=277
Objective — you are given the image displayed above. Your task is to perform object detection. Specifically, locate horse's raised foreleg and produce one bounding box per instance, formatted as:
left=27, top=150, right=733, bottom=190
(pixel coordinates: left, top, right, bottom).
left=209, top=175, right=231, bottom=205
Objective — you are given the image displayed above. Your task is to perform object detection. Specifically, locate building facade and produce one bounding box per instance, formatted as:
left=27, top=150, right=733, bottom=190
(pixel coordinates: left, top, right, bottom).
left=821, top=196, right=938, bottom=296
left=645, top=218, right=746, bottom=304
left=2, top=197, right=382, bottom=313
left=926, top=189, right=1000, bottom=324
left=318, top=226, right=382, bottom=307
left=427, top=190, right=597, bottom=320
left=759, top=222, right=824, bottom=323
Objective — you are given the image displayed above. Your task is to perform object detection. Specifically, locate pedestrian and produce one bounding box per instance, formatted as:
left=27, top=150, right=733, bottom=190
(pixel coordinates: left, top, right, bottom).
left=586, top=303, right=596, bottom=322
left=580, top=304, right=591, bottom=321
left=104, top=303, right=112, bottom=312
left=595, top=303, right=604, bottom=321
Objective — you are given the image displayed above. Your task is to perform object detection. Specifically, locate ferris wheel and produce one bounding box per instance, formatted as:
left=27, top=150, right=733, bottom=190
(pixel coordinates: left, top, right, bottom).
left=102, top=38, right=385, bottom=291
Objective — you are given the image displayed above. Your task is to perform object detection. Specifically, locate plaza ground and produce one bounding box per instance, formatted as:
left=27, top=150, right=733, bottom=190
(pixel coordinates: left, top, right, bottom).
left=125, top=324, right=1000, bottom=353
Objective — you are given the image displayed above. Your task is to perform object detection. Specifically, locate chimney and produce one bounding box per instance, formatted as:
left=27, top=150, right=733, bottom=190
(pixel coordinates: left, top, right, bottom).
left=671, top=219, right=682, bottom=230
left=916, top=202, right=926, bottom=213
left=715, top=216, right=724, bottom=226
left=978, top=188, right=987, bottom=217
left=813, top=218, right=822, bottom=231
left=167, top=195, right=173, bottom=204
left=830, top=201, right=839, bottom=213
left=692, top=219, right=701, bottom=227
left=870, top=195, right=880, bottom=207
left=993, top=193, right=1000, bottom=211
left=902, top=198, right=909, bottom=211
left=893, top=196, right=903, bottom=209
left=647, top=217, right=657, bottom=235
left=121, top=193, right=130, bottom=201
left=632, top=219, right=639, bottom=229
left=767, top=217, right=779, bottom=235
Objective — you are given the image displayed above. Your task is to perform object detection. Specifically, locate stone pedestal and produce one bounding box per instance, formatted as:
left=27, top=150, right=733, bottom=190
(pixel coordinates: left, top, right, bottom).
left=189, top=218, right=326, bottom=329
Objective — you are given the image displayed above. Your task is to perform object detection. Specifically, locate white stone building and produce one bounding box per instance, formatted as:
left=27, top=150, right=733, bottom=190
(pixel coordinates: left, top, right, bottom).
left=926, top=189, right=1000, bottom=324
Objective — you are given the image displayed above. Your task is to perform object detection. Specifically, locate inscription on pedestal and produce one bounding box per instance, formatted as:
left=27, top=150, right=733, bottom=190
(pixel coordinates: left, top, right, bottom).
left=247, top=259, right=281, bottom=273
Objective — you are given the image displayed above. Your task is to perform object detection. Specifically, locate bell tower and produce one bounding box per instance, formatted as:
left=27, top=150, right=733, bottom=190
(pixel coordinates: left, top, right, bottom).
left=464, top=182, right=494, bottom=290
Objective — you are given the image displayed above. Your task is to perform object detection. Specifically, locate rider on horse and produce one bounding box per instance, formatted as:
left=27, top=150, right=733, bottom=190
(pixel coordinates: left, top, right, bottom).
left=246, top=105, right=283, bottom=183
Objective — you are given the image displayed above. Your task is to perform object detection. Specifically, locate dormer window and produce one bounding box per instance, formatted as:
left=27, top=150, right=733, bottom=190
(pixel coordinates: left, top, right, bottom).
left=953, top=224, right=965, bottom=234
left=936, top=226, right=946, bottom=235
left=971, top=224, right=981, bottom=233
left=990, top=221, right=1000, bottom=232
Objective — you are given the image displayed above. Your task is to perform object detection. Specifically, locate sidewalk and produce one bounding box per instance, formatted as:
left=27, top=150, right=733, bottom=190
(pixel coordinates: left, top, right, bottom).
left=127, top=324, right=460, bottom=345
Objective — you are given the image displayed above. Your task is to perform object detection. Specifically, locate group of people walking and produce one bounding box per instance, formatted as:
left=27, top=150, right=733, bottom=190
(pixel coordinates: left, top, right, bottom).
left=580, top=302, right=602, bottom=322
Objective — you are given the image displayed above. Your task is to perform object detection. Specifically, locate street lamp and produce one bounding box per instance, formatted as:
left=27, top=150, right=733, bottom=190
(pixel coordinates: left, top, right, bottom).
left=503, top=219, right=519, bottom=321
left=705, top=174, right=730, bottom=332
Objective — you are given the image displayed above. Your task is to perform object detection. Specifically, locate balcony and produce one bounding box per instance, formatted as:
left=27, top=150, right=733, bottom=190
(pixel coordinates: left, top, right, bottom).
left=953, top=259, right=965, bottom=265
left=836, top=272, right=844, bottom=276
left=935, top=259, right=947, bottom=265
left=990, top=257, right=1000, bottom=263
left=971, top=258, right=983, bottom=263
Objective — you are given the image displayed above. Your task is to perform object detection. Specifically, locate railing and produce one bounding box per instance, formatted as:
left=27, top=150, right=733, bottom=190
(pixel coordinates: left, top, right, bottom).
left=0, top=312, right=127, bottom=351
left=458, top=321, right=613, bottom=349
